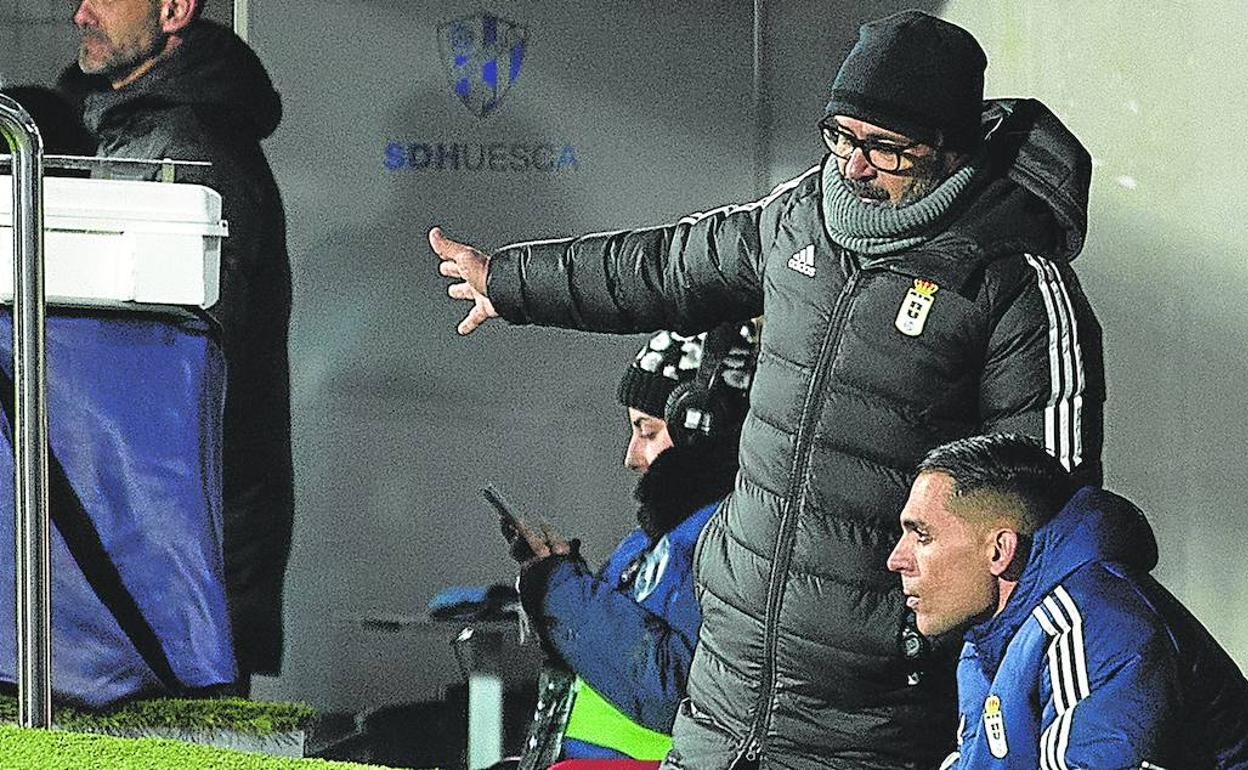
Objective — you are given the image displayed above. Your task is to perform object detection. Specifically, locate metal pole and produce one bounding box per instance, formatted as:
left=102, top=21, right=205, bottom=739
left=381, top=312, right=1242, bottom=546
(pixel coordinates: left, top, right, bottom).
left=234, top=0, right=250, bottom=42
left=0, top=93, right=51, bottom=729
left=752, top=0, right=769, bottom=193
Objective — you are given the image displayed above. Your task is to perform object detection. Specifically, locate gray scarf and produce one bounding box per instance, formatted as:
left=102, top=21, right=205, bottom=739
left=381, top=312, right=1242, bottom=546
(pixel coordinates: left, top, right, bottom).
left=821, top=149, right=988, bottom=255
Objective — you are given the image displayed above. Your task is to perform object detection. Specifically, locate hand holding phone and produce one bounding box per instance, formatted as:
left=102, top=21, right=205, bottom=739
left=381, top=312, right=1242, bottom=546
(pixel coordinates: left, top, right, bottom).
left=481, top=484, right=572, bottom=563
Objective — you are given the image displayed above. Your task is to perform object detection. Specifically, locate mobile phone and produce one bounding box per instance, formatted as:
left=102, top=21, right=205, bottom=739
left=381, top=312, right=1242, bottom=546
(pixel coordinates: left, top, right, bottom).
left=481, top=484, right=523, bottom=531
left=482, top=484, right=535, bottom=561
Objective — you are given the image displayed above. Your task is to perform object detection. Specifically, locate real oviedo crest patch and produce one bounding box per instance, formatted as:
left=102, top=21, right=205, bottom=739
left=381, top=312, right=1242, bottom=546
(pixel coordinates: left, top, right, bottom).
left=982, top=694, right=1008, bottom=758
left=895, top=278, right=939, bottom=337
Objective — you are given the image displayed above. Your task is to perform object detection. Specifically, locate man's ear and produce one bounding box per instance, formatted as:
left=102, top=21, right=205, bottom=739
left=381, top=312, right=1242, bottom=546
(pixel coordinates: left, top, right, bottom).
left=159, top=0, right=198, bottom=35
left=988, top=528, right=1021, bottom=579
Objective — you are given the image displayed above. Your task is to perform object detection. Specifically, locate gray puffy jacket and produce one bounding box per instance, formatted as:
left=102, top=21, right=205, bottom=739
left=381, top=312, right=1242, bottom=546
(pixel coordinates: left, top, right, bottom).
left=487, top=99, right=1104, bottom=769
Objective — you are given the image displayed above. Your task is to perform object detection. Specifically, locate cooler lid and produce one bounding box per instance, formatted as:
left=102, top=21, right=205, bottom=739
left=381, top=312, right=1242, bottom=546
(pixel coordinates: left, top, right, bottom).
left=0, top=176, right=226, bottom=235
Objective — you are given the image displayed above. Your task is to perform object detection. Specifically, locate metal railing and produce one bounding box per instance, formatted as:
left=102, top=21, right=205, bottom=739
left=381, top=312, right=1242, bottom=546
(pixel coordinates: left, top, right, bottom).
left=0, top=154, right=210, bottom=183
left=0, top=93, right=50, bottom=729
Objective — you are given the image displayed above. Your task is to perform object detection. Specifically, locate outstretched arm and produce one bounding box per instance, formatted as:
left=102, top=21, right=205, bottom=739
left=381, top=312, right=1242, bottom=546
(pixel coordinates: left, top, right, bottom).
left=431, top=170, right=812, bottom=337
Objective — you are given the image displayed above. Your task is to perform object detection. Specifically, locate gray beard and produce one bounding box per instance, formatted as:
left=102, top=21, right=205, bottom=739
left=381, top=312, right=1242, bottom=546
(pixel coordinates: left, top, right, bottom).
left=840, top=159, right=950, bottom=210
left=894, top=168, right=945, bottom=208
left=78, top=23, right=165, bottom=80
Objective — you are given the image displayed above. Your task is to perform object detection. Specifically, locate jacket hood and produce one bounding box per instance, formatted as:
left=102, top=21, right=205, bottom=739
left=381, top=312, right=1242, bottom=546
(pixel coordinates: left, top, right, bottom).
left=74, top=19, right=281, bottom=140
left=966, top=486, right=1157, bottom=676
left=979, top=98, right=1092, bottom=262
left=858, top=98, right=1092, bottom=294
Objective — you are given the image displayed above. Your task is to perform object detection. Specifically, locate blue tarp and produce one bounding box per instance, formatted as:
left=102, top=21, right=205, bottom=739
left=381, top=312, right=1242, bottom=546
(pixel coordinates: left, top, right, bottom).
left=0, top=309, right=236, bottom=706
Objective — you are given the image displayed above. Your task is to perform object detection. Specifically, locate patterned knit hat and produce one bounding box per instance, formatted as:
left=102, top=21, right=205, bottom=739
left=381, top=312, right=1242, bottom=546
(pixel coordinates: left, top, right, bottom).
left=617, top=321, right=758, bottom=419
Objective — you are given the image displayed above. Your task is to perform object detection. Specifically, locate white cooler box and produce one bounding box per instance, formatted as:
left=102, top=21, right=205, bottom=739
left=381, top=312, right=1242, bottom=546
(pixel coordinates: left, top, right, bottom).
left=0, top=176, right=226, bottom=309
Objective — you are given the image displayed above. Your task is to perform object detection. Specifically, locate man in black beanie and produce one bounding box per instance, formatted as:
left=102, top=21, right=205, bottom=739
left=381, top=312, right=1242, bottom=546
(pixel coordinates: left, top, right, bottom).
left=433, top=9, right=1104, bottom=769
left=822, top=9, right=986, bottom=208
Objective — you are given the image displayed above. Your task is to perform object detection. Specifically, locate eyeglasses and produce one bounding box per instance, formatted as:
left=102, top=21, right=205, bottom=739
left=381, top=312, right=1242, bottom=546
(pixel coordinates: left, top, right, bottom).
left=820, top=122, right=929, bottom=174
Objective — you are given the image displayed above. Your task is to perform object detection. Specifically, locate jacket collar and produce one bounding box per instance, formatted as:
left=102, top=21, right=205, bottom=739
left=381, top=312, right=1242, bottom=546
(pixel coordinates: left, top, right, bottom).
left=965, top=487, right=1158, bottom=677
left=843, top=98, right=1092, bottom=297
left=77, top=20, right=282, bottom=141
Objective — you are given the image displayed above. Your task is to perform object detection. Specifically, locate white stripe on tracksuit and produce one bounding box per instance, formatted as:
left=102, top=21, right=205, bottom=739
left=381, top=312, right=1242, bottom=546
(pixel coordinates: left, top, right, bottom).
left=676, top=166, right=820, bottom=226
left=1031, top=586, right=1091, bottom=770
left=1024, top=254, right=1086, bottom=472
left=509, top=168, right=821, bottom=252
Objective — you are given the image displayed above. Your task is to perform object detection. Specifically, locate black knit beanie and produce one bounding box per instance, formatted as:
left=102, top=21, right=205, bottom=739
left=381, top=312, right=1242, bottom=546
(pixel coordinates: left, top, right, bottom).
left=617, top=322, right=757, bottom=420
left=824, top=10, right=987, bottom=152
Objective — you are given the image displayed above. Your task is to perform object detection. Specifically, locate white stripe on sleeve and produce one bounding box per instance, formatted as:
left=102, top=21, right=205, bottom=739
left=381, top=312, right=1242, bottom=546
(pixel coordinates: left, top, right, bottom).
left=1023, top=254, right=1087, bottom=472
left=1033, top=585, right=1092, bottom=770
left=676, top=166, right=818, bottom=226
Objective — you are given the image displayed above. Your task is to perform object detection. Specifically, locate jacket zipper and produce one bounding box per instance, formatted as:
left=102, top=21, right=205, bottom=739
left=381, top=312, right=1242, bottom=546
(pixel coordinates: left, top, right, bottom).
left=739, top=262, right=863, bottom=761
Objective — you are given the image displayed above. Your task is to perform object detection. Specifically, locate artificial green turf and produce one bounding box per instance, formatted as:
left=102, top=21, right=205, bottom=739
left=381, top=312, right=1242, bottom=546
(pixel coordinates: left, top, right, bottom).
left=0, top=694, right=315, bottom=734
left=0, top=724, right=407, bottom=769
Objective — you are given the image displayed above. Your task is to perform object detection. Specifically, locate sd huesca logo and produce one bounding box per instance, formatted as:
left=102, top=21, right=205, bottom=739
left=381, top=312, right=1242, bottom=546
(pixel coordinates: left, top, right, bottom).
left=438, top=11, right=528, bottom=118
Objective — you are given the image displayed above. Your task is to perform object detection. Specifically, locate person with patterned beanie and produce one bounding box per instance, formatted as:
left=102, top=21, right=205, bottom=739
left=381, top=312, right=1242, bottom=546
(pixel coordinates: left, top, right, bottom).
left=496, top=321, right=758, bottom=764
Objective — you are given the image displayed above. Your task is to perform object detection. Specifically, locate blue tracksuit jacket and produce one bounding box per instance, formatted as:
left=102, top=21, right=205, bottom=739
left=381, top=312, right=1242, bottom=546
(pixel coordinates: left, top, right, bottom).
left=525, top=500, right=719, bottom=758
left=943, top=487, right=1248, bottom=769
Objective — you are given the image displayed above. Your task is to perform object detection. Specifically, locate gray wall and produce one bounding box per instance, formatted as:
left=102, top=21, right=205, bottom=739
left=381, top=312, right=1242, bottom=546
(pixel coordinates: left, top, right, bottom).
left=0, top=0, right=78, bottom=87
left=1, top=0, right=1245, bottom=710
left=252, top=0, right=757, bottom=707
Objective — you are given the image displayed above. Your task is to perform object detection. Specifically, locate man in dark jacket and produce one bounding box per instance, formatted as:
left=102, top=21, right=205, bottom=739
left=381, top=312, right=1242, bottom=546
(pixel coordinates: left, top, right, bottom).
left=888, top=434, right=1248, bottom=768
left=433, top=10, right=1104, bottom=769
left=504, top=322, right=757, bottom=762
left=63, top=0, right=293, bottom=683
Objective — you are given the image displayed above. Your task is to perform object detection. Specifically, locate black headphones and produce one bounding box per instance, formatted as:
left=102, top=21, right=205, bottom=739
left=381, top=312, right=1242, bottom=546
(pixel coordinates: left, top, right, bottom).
left=663, top=323, right=751, bottom=449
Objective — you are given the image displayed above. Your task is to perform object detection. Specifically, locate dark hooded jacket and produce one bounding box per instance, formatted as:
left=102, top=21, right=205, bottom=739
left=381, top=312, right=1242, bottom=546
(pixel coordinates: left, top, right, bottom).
left=484, top=99, right=1105, bottom=769
left=947, top=488, right=1248, bottom=768
left=60, top=20, right=292, bottom=676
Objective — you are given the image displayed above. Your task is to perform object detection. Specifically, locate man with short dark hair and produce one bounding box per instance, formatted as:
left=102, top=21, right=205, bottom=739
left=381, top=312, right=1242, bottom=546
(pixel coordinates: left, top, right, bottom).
left=433, top=9, right=1104, bottom=769
left=63, top=0, right=293, bottom=687
left=888, top=434, right=1248, bottom=768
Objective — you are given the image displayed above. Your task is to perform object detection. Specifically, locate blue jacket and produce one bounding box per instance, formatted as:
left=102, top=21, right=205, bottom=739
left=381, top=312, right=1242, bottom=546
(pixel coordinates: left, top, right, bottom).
left=944, top=487, right=1248, bottom=769
left=521, top=499, right=719, bottom=757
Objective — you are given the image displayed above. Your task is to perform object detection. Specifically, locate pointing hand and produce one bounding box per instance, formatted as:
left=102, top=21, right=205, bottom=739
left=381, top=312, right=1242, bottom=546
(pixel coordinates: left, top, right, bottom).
left=430, top=226, right=498, bottom=335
